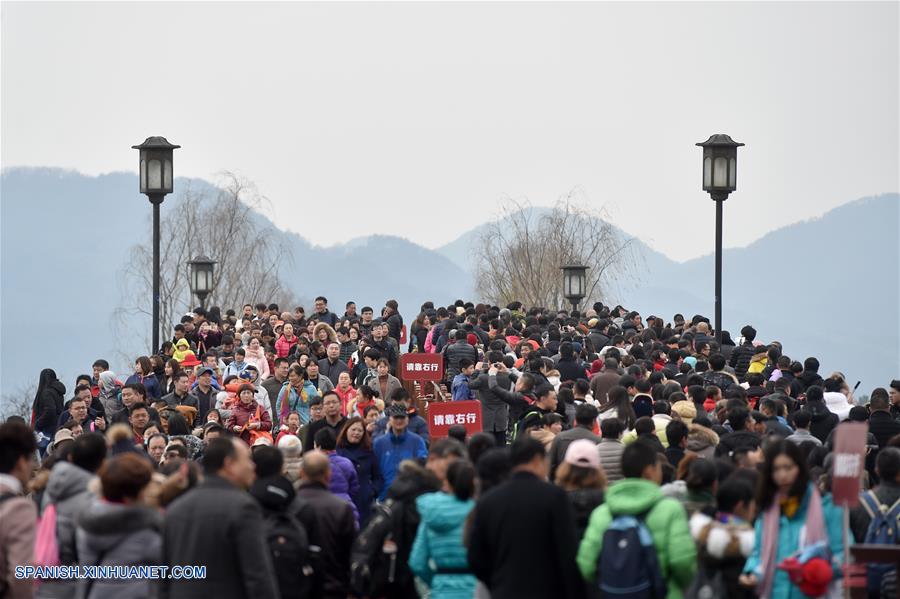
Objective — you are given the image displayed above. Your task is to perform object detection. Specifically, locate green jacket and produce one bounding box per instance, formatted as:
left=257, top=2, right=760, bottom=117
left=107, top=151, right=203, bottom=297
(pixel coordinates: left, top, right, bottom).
left=577, top=478, right=697, bottom=599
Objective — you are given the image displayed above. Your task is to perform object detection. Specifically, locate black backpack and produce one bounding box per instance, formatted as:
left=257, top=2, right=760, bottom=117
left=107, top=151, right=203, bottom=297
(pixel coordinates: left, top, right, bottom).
left=263, top=510, right=313, bottom=599
left=596, top=509, right=667, bottom=599
left=349, top=499, right=408, bottom=597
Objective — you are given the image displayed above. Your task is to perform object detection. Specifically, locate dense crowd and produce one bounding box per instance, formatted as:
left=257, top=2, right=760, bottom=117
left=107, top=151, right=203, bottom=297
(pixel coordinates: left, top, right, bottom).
left=2, top=296, right=900, bottom=599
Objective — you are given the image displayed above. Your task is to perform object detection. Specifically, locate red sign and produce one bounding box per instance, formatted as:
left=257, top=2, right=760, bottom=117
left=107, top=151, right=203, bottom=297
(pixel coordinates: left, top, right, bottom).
left=427, top=400, right=482, bottom=438
left=399, top=353, right=443, bottom=382
left=400, top=324, right=407, bottom=345
left=831, top=422, right=868, bottom=507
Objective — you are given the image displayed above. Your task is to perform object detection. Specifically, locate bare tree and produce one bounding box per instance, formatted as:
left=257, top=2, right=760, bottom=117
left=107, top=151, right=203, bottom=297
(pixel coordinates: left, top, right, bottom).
left=114, top=172, right=297, bottom=352
left=1, top=383, right=36, bottom=421
left=473, top=191, right=637, bottom=309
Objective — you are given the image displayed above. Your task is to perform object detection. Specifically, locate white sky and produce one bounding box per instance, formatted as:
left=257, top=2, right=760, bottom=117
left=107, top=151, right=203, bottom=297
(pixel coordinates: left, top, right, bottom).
left=2, top=1, right=897, bottom=261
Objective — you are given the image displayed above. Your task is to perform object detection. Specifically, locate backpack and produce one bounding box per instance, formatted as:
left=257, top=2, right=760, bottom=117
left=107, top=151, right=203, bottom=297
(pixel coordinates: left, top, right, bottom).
left=349, top=499, right=405, bottom=597
left=860, top=490, right=900, bottom=596
left=264, top=510, right=313, bottom=599
left=596, top=509, right=667, bottom=599
left=34, top=503, right=60, bottom=568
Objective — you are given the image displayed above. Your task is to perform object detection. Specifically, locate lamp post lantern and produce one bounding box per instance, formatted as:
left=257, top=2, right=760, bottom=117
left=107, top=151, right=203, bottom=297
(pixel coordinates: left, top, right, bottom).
left=133, top=136, right=180, bottom=353
left=561, top=264, right=589, bottom=313
left=696, top=133, right=744, bottom=344
left=188, top=255, right=216, bottom=310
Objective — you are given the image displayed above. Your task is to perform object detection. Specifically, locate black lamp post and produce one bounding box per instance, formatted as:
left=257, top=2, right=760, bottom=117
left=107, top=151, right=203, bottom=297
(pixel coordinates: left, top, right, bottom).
left=188, top=255, right=216, bottom=310
left=133, top=136, right=180, bottom=353
left=696, top=134, right=744, bottom=344
left=561, top=264, right=589, bottom=312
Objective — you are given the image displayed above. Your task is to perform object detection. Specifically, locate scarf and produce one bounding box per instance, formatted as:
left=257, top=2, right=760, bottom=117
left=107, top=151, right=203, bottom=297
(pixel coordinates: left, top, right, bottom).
left=758, top=484, right=826, bottom=599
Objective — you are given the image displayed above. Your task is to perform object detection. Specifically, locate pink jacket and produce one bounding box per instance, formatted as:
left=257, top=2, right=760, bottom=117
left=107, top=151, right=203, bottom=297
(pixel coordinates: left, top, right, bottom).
left=0, top=478, right=36, bottom=599
left=274, top=335, right=298, bottom=359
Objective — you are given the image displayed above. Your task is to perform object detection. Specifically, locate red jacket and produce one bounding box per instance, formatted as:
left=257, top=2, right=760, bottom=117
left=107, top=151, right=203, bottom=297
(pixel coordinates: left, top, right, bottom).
left=275, top=335, right=298, bottom=358
left=225, top=400, right=272, bottom=444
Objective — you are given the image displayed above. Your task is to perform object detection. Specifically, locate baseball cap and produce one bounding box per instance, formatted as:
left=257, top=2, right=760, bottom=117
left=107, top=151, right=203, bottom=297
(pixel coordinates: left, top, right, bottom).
left=564, top=439, right=601, bottom=469
left=197, top=366, right=215, bottom=377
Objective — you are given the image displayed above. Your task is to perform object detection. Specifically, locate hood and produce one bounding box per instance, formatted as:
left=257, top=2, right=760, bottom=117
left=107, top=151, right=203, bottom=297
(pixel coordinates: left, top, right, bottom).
left=806, top=400, right=832, bottom=420
left=77, top=500, right=161, bottom=547
left=687, top=424, right=719, bottom=451
left=415, top=492, right=474, bottom=533
left=605, top=479, right=663, bottom=514
left=45, top=461, right=93, bottom=504
left=250, top=475, right=296, bottom=511
left=824, top=392, right=852, bottom=414
left=50, top=380, right=66, bottom=397
left=798, top=371, right=823, bottom=387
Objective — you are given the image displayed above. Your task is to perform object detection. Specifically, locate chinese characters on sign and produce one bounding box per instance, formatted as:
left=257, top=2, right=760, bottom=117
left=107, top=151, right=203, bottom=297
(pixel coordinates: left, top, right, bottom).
left=427, top=400, right=482, bottom=438
left=399, top=353, right=444, bottom=382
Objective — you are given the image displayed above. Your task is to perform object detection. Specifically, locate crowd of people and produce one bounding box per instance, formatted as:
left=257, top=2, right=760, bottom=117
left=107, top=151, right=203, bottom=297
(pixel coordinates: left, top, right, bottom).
left=2, top=295, right=900, bottom=599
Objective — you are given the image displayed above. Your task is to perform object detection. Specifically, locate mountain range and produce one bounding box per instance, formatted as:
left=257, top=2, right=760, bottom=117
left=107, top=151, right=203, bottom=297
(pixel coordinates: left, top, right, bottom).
left=0, top=167, right=896, bottom=408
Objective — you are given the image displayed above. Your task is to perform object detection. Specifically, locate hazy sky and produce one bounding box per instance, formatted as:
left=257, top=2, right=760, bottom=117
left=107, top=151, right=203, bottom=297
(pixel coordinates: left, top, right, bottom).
left=2, top=1, right=897, bottom=261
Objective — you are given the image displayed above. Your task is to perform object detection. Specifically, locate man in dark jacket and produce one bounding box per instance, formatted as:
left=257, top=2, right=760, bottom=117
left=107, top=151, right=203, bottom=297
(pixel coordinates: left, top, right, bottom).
left=468, top=354, right=514, bottom=446
left=549, top=404, right=600, bottom=479
left=850, top=447, right=900, bottom=542
left=759, top=398, right=794, bottom=437
left=295, top=451, right=356, bottom=599
left=586, top=319, right=610, bottom=355
left=468, top=436, right=585, bottom=599
left=728, top=325, right=757, bottom=381
left=556, top=342, right=587, bottom=383
left=868, top=390, right=900, bottom=449
left=384, top=299, right=403, bottom=343
left=715, top=407, right=762, bottom=458
left=805, top=385, right=839, bottom=443
left=444, top=329, right=478, bottom=380
left=589, top=359, right=621, bottom=405
left=161, top=438, right=278, bottom=599
left=795, top=357, right=825, bottom=393
left=160, top=372, right=199, bottom=410
left=702, top=353, right=738, bottom=393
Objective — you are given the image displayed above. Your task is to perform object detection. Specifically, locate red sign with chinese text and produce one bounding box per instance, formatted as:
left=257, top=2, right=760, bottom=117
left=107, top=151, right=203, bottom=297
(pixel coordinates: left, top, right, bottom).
left=831, top=422, right=868, bottom=507
left=399, top=353, right=443, bottom=382
left=427, top=400, right=482, bottom=438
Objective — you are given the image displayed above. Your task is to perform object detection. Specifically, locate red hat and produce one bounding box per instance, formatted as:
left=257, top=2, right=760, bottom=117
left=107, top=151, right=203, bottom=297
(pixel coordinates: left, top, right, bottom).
left=180, top=353, right=201, bottom=367
left=590, top=359, right=604, bottom=375
left=466, top=333, right=478, bottom=347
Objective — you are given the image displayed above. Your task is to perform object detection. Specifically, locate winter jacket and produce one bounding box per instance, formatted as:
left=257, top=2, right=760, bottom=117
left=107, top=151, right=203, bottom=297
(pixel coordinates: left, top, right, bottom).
left=318, top=358, right=349, bottom=386
left=444, top=340, right=478, bottom=379
left=294, top=481, right=355, bottom=598
left=372, top=411, right=430, bottom=445
left=37, top=462, right=96, bottom=599
left=794, top=370, right=824, bottom=393
left=824, top=391, right=853, bottom=421
left=409, top=492, right=476, bottom=599
left=327, top=452, right=360, bottom=524
left=160, top=391, right=198, bottom=410
left=761, top=415, right=794, bottom=438
left=337, top=443, right=382, bottom=526
left=556, top=357, right=588, bottom=383
left=806, top=399, right=839, bottom=443
left=368, top=374, right=402, bottom=404
left=686, top=424, right=720, bottom=459
left=33, top=380, right=66, bottom=439
left=701, top=370, right=738, bottom=393
left=451, top=373, right=475, bottom=401
left=373, top=429, right=428, bottom=500
left=869, top=410, right=900, bottom=448
left=74, top=500, right=162, bottom=599
left=274, top=334, right=298, bottom=359
left=689, top=512, right=756, bottom=599
left=224, top=400, right=272, bottom=445
left=577, top=478, right=697, bottom=599
left=275, top=381, right=318, bottom=426
left=596, top=439, right=625, bottom=483
left=124, top=373, right=162, bottom=400
left=567, top=488, right=605, bottom=541
left=468, top=372, right=512, bottom=432
left=742, top=485, right=845, bottom=599
left=785, top=429, right=823, bottom=446
left=243, top=347, right=269, bottom=380
left=728, top=342, right=756, bottom=381
left=549, top=426, right=601, bottom=480
left=589, top=371, right=621, bottom=406
left=308, top=375, right=335, bottom=396
left=0, top=476, right=36, bottom=599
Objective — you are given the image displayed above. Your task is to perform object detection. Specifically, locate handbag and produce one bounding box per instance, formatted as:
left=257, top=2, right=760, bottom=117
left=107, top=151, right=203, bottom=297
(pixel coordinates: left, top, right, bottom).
left=244, top=404, right=274, bottom=445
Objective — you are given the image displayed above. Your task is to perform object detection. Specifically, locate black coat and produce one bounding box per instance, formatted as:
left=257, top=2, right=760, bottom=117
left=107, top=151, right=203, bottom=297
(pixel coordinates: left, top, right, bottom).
left=444, top=340, right=478, bottom=379
left=869, top=411, right=900, bottom=448
left=468, top=471, right=586, bottom=599
left=294, top=481, right=356, bottom=598
left=32, top=380, right=66, bottom=437
left=806, top=400, right=839, bottom=443
left=160, top=475, right=279, bottom=599
left=729, top=342, right=756, bottom=381
left=556, top=357, right=588, bottom=383
left=469, top=371, right=514, bottom=432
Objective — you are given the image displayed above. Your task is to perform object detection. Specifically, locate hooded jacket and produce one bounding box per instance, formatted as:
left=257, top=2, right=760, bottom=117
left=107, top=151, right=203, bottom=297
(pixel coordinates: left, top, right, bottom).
left=409, top=492, right=476, bottom=599
left=806, top=399, right=839, bottom=443
left=686, top=424, right=720, bottom=459
left=74, top=500, right=162, bottom=599
left=729, top=342, right=756, bottom=380
left=33, top=376, right=66, bottom=439
left=577, top=478, right=697, bottom=599
left=327, top=452, right=360, bottom=524
left=823, top=392, right=853, bottom=422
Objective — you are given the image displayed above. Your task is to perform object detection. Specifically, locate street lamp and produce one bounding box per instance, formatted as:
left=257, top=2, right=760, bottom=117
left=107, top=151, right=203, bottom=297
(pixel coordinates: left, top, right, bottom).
left=188, top=255, right=216, bottom=310
left=133, top=136, right=180, bottom=353
left=561, top=264, right=589, bottom=312
left=696, top=133, right=744, bottom=344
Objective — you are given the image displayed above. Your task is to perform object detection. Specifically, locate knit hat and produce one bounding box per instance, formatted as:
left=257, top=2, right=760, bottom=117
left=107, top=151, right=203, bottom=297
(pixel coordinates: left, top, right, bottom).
left=49, top=428, right=74, bottom=452
left=467, top=333, right=478, bottom=347
left=564, top=439, right=601, bottom=469
left=590, top=359, right=604, bottom=375
left=672, top=400, right=698, bottom=425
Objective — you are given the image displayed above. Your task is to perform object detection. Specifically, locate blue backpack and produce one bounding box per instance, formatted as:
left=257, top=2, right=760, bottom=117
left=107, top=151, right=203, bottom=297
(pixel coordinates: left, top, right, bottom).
left=860, top=491, right=900, bottom=596
left=597, top=508, right=667, bottom=599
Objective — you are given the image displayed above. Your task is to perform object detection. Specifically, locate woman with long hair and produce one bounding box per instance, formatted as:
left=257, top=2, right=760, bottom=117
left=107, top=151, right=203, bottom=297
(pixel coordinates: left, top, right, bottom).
left=336, top=416, right=382, bottom=525
left=243, top=336, right=270, bottom=380
left=409, top=312, right=432, bottom=353
left=597, top=385, right=636, bottom=430
left=162, top=359, right=182, bottom=395
left=740, top=439, right=844, bottom=599
left=126, top=356, right=162, bottom=400
left=32, top=368, right=66, bottom=451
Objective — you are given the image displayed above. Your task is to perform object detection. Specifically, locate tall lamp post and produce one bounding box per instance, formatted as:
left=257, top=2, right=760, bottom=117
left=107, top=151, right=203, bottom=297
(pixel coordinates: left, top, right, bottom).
left=133, top=136, right=180, bottom=353
left=188, top=255, right=216, bottom=310
left=696, top=134, right=743, bottom=343
left=561, top=264, right=589, bottom=313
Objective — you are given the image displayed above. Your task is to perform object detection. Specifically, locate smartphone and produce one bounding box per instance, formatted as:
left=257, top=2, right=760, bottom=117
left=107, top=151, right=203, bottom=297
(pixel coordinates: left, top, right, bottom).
left=853, top=381, right=861, bottom=391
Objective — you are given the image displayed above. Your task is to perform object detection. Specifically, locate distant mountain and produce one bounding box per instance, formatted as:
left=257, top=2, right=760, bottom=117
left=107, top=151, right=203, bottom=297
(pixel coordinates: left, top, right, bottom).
left=0, top=167, right=895, bottom=406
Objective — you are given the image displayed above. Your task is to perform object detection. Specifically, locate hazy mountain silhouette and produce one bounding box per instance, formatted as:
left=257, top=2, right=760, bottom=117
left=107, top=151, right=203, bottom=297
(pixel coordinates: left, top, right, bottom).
left=0, top=167, right=895, bottom=403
